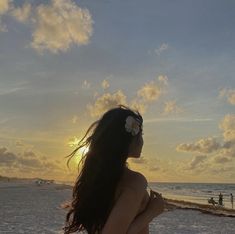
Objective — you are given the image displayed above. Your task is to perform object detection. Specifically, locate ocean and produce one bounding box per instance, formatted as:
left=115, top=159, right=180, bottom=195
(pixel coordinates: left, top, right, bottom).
left=148, top=182, right=235, bottom=209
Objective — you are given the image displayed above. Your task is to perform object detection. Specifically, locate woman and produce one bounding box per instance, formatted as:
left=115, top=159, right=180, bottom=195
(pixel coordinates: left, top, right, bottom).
left=64, top=105, right=164, bottom=234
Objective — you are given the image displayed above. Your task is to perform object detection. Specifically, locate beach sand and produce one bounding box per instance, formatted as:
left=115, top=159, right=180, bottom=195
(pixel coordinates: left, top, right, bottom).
left=0, top=181, right=234, bottom=234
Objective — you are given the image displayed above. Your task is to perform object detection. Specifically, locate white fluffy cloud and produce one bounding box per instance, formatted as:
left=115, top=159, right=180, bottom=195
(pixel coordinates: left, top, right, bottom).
left=137, top=80, right=162, bottom=102
left=0, top=0, right=93, bottom=53
left=132, top=75, right=168, bottom=113
left=88, top=75, right=169, bottom=117
left=87, top=90, right=127, bottom=117
left=31, top=0, right=93, bottom=53
left=87, top=75, right=169, bottom=117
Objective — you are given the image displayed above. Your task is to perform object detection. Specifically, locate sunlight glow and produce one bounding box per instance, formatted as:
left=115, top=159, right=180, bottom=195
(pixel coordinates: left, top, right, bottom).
left=68, top=137, right=89, bottom=163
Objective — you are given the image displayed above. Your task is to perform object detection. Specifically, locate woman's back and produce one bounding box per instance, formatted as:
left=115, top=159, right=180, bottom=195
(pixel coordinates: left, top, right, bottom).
left=101, top=168, right=149, bottom=233
left=114, top=168, right=149, bottom=213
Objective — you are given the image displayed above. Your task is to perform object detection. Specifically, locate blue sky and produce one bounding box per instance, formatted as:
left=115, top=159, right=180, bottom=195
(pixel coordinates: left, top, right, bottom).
left=0, top=0, right=235, bottom=182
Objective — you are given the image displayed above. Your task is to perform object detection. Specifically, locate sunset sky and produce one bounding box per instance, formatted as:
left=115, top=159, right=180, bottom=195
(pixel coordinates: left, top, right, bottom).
left=0, top=0, right=235, bottom=183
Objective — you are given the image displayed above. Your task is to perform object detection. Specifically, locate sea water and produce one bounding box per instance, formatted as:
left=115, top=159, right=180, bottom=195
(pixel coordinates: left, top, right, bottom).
left=148, top=182, right=235, bottom=209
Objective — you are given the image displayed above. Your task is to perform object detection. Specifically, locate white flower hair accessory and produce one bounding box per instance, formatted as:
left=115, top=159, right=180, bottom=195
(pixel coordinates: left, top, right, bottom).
left=125, top=116, right=141, bottom=136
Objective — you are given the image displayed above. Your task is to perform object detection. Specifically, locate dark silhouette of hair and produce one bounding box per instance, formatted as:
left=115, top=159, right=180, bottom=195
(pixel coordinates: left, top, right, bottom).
left=63, top=105, right=143, bottom=234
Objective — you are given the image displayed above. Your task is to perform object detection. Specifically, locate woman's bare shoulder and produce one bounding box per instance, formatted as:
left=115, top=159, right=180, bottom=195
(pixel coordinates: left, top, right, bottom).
left=123, top=168, right=147, bottom=191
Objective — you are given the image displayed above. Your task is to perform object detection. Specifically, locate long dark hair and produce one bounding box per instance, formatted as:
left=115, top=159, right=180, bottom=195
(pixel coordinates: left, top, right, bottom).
left=63, top=105, right=143, bottom=234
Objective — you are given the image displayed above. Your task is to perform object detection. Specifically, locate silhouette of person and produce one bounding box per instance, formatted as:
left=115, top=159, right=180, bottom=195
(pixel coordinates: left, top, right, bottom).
left=208, top=197, right=217, bottom=206
left=218, top=193, right=223, bottom=206
left=231, top=193, right=234, bottom=209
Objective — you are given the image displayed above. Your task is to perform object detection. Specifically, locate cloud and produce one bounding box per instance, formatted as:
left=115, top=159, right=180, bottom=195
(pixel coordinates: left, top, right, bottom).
left=227, top=93, right=235, bottom=105
left=15, top=140, right=24, bottom=147
left=187, top=155, right=207, bottom=170
left=132, top=75, right=168, bottom=113
left=0, top=0, right=11, bottom=14
left=10, top=2, right=31, bottom=23
left=213, top=155, right=232, bottom=164
left=219, top=88, right=235, bottom=105
left=0, top=146, right=62, bottom=172
left=154, top=43, right=169, bottom=55
left=176, top=114, right=235, bottom=174
left=0, top=0, right=12, bottom=31
left=17, top=157, right=43, bottom=168
left=0, top=147, right=17, bottom=166
left=163, top=100, right=183, bottom=115
left=158, top=75, right=168, bottom=86
left=87, top=90, right=127, bottom=117
left=23, top=151, right=36, bottom=158
left=1, top=0, right=93, bottom=53
left=137, top=80, right=163, bottom=102
left=130, top=75, right=168, bottom=114
left=88, top=75, right=169, bottom=117
left=176, top=137, right=222, bottom=154
left=210, top=166, right=235, bottom=175
left=219, top=114, right=235, bottom=141
left=102, top=79, right=110, bottom=89
left=130, top=99, right=147, bottom=114
left=30, top=0, right=93, bottom=53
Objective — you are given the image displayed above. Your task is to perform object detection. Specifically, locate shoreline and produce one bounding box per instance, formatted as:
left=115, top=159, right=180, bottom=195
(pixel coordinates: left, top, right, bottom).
left=164, top=198, right=235, bottom=218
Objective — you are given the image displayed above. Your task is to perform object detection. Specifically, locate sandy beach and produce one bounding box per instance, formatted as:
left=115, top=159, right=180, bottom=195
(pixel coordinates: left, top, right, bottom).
left=0, top=181, right=234, bottom=234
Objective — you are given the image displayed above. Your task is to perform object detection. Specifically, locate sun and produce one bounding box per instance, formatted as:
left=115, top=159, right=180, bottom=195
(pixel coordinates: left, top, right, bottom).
left=68, top=136, right=89, bottom=163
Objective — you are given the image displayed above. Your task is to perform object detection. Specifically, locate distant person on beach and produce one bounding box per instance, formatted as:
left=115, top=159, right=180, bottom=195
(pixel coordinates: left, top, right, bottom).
left=218, top=193, right=223, bottom=206
left=63, top=105, right=164, bottom=234
left=208, top=197, right=217, bottom=206
left=231, top=193, right=234, bottom=209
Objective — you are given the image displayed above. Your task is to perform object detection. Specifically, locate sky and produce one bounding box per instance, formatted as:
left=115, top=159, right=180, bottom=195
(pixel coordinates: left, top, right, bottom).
left=0, top=0, right=235, bottom=183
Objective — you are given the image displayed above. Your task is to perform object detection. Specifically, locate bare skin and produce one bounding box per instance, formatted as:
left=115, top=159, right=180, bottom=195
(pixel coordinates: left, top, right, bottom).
left=102, top=167, right=164, bottom=234
left=102, top=132, right=164, bottom=234
left=115, top=168, right=150, bottom=234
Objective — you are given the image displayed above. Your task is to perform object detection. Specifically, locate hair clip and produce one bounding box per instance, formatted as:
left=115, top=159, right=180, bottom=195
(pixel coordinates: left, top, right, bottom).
left=125, top=116, right=140, bottom=136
